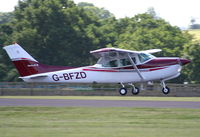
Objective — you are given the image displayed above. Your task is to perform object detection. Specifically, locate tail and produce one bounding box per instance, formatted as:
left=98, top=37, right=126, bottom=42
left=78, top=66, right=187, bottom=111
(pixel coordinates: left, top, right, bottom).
left=3, top=43, right=42, bottom=77
left=3, top=43, right=73, bottom=77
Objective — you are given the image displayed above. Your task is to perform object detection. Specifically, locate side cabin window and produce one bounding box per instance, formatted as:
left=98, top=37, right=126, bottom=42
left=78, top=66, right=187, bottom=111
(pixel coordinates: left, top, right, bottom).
left=109, top=60, right=118, bottom=67
left=103, top=59, right=118, bottom=67
left=96, top=52, right=155, bottom=68
left=102, top=57, right=136, bottom=68
left=119, top=57, right=136, bottom=66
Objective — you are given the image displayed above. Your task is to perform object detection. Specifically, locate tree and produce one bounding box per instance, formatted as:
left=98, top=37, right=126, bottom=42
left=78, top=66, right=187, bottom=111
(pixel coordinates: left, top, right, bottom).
left=114, top=13, right=192, bottom=58
left=189, top=18, right=200, bottom=29
left=77, top=2, right=114, bottom=20
left=77, top=2, right=117, bottom=48
left=11, top=0, right=107, bottom=66
left=0, top=12, right=14, bottom=24
left=183, top=41, right=200, bottom=83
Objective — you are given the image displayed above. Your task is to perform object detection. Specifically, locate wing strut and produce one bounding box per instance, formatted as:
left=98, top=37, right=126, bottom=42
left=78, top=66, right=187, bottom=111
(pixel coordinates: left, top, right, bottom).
left=127, top=53, right=145, bottom=81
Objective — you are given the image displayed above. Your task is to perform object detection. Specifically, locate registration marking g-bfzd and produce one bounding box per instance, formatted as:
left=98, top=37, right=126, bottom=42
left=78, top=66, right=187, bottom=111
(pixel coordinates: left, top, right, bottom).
left=52, top=72, right=87, bottom=81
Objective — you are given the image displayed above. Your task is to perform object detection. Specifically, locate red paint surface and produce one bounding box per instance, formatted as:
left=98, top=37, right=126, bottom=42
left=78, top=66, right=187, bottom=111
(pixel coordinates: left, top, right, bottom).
left=83, top=68, right=118, bottom=72
left=13, top=60, right=74, bottom=77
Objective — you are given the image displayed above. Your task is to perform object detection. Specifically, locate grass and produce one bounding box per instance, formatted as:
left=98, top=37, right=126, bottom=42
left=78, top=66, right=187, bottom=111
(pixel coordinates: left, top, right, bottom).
left=187, top=29, right=200, bottom=41
left=1, top=96, right=200, bottom=102
left=0, top=107, right=200, bottom=137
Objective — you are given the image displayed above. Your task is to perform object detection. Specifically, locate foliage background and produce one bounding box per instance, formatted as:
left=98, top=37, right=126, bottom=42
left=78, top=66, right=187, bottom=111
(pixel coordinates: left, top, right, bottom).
left=0, top=0, right=199, bottom=83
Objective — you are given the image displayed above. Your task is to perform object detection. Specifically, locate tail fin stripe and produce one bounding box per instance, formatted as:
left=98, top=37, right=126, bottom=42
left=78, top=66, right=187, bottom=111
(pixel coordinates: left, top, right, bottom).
left=12, top=58, right=38, bottom=62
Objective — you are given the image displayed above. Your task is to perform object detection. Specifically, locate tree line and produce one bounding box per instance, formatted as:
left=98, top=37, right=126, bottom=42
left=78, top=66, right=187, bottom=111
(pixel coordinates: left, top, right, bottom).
left=0, top=0, right=199, bottom=83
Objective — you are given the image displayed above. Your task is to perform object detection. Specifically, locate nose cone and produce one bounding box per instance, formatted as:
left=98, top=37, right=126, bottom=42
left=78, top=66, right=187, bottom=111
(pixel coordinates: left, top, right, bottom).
left=179, top=58, right=191, bottom=66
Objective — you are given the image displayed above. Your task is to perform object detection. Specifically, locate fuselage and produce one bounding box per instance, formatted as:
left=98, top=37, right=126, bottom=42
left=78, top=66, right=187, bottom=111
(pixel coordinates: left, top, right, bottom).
left=3, top=44, right=190, bottom=85
left=22, top=57, right=188, bottom=84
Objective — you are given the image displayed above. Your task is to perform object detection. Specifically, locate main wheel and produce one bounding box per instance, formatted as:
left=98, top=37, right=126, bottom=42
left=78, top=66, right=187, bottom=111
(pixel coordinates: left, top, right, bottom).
left=162, top=86, right=170, bottom=94
left=119, top=88, right=128, bottom=96
left=132, top=87, right=140, bottom=95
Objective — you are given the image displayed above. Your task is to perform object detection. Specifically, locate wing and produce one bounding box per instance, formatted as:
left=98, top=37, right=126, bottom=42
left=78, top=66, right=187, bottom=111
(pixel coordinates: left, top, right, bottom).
left=141, top=49, right=162, bottom=54
left=90, top=48, right=140, bottom=58
left=90, top=47, right=161, bottom=58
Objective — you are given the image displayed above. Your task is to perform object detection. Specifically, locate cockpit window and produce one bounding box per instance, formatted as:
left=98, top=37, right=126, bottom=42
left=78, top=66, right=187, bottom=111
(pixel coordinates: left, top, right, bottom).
left=138, top=53, right=154, bottom=63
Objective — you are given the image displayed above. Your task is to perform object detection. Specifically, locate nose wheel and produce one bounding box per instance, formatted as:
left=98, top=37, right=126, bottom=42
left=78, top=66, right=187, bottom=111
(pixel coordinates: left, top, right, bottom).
left=161, top=81, right=170, bottom=94
left=162, top=86, right=170, bottom=94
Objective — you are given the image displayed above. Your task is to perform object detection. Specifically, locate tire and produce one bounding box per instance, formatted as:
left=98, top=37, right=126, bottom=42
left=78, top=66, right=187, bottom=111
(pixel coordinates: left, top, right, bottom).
left=132, top=87, right=140, bottom=95
left=162, top=86, right=170, bottom=94
left=119, top=88, right=128, bottom=96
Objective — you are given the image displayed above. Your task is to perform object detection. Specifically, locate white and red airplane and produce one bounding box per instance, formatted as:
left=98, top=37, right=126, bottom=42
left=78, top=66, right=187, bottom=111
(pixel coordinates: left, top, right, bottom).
left=3, top=43, right=190, bottom=95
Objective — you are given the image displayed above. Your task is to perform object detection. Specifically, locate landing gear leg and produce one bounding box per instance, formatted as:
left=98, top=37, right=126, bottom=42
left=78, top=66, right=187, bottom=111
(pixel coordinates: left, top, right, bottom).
left=119, top=83, right=127, bottom=96
left=161, top=81, right=170, bottom=94
left=129, top=83, right=140, bottom=95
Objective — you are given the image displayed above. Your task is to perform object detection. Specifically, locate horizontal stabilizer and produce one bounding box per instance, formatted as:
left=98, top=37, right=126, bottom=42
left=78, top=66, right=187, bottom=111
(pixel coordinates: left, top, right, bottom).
left=19, top=74, right=48, bottom=79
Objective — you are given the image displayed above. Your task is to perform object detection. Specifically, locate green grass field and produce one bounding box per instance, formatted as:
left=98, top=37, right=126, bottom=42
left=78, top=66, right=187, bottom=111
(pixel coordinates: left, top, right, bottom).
left=0, top=106, right=200, bottom=137
left=1, top=96, right=200, bottom=137
left=1, top=96, right=200, bottom=102
left=188, top=29, right=200, bottom=41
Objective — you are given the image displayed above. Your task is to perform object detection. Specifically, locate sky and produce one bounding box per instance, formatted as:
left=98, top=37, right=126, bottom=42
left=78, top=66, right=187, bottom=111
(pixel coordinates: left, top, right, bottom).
left=0, top=0, right=200, bottom=29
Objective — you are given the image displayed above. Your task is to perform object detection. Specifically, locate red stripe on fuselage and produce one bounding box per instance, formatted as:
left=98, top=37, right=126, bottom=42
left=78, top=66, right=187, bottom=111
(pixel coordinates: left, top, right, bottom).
left=83, top=68, right=118, bottom=72
left=83, top=67, right=167, bottom=72
left=148, top=67, right=166, bottom=71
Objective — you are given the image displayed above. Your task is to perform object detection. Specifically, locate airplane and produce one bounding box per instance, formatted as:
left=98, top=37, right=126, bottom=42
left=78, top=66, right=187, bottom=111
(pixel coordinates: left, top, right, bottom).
left=3, top=43, right=190, bottom=95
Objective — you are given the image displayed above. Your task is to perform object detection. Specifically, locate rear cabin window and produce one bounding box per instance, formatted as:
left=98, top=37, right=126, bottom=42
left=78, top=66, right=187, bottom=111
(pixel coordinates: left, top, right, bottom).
left=103, top=60, right=118, bottom=67
left=120, top=58, right=131, bottom=66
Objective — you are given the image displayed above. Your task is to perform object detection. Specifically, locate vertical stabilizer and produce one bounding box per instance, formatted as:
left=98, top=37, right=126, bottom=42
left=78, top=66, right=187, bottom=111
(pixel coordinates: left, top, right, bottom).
left=3, top=43, right=73, bottom=77
left=3, top=43, right=40, bottom=77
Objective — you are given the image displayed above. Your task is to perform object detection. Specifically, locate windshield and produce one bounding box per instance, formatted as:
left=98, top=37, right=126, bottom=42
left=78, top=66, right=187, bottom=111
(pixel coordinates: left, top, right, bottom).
left=138, top=53, right=155, bottom=63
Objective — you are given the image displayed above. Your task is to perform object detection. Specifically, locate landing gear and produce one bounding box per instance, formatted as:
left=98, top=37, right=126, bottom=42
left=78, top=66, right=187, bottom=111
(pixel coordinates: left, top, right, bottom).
left=162, top=86, right=170, bottom=94
left=119, top=83, right=140, bottom=96
left=119, top=88, right=128, bottom=95
left=129, top=83, right=140, bottom=95
left=132, top=87, right=140, bottom=95
left=161, top=81, right=170, bottom=94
